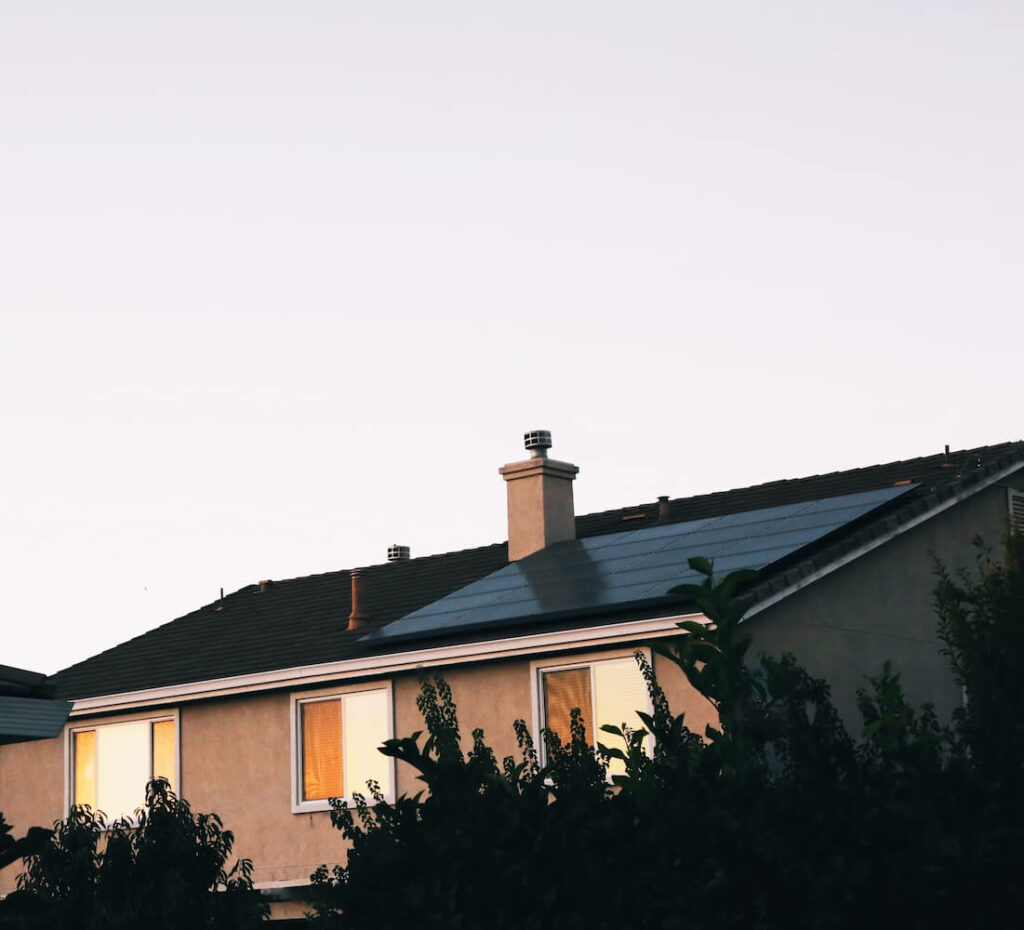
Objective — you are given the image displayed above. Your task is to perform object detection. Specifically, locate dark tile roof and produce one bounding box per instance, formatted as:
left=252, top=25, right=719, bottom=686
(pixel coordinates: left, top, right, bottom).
left=49, top=441, right=1024, bottom=701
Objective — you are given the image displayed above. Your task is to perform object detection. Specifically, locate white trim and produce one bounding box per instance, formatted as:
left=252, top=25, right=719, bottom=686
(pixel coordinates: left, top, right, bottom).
left=253, top=878, right=313, bottom=891
left=1008, top=487, right=1024, bottom=535
left=64, top=707, right=181, bottom=820
left=69, top=615, right=697, bottom=716
left=747, top=461, right=1024, bottom=619
left=289, top=680, right=396, bottom=814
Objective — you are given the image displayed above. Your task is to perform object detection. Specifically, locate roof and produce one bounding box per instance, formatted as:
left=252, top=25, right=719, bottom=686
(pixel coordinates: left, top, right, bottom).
left=49, top=441, right=1024, bottom=702
left=0, top=664, right=71, bottom=745
left=367, top=484, right=917, bottom=646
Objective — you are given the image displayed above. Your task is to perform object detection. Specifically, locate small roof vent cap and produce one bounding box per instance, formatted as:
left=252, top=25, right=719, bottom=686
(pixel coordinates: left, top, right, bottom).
left=523, top=429, right=552, bottom=458
left=387, top=544, right=411, bottom=562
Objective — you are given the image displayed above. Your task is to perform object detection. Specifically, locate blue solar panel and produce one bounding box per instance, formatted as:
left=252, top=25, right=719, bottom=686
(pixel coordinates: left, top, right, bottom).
left=365, top=484, right=917, bottom=644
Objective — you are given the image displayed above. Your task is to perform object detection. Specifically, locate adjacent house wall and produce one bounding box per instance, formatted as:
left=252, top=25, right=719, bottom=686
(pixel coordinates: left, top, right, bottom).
left=746, top=481, right=1021, bottom=727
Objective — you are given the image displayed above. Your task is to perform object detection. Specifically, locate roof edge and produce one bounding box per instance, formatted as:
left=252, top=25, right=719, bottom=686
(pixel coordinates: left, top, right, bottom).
left=65, top=613, right=700, bottom=716
left=746, top=457, right=1024, bottom=618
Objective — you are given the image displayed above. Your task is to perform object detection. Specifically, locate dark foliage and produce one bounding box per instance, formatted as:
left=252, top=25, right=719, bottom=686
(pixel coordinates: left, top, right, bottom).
left=1, top=779, right=267, bottom=930
left=310, top=541, right=1024, bottom=929
left=0, top=816, right=50, bottom=876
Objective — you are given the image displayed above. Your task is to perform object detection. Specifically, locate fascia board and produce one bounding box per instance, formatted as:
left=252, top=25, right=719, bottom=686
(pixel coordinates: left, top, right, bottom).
left=68, top=614, right=700, bottom=717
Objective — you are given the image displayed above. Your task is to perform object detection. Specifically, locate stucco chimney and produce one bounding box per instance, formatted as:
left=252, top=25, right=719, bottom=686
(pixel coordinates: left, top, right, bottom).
left=499, top=430, right=579, bottom=561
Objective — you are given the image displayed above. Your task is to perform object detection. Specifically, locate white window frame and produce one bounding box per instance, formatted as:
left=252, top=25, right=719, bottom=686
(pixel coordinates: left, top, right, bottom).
left=64, top=707, right=181, bottom=821
left=531, top=646, right=654, bottom=767
left=290, top=680, right=396, bottom=814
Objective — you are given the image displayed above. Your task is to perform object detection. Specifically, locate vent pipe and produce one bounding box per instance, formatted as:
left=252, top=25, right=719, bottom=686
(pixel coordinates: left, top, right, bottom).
left=387, top=544, right=411, bottom=562
left=347, top=569, right=368, bottom=631
left=657, top=496, right=671, bottom=522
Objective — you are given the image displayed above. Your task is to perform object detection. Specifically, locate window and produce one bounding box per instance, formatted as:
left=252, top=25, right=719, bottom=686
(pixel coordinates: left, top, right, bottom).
left=292, top=685, right=393, bottom=812
left=69, top=713, right=177, bottom=820
left=534, top=652, right=653, bottom=774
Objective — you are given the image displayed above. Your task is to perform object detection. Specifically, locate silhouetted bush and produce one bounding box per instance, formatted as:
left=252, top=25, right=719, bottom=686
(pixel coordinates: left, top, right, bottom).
left=2, top=779, right=267, bottom=930
left=310, top=538, right=1024, bottom=929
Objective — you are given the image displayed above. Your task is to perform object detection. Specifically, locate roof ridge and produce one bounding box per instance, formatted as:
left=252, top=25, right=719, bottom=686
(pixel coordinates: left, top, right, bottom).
left=577, top=440, right=1024, bottom=523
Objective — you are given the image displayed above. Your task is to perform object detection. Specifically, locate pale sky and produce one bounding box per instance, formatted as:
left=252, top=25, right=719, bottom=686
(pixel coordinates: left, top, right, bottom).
left=2, top=2, right=1021, bottom=674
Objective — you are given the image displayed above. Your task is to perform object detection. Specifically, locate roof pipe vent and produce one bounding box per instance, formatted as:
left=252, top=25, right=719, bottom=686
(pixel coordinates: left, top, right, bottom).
left=657, top=496, right=671, bottom=522
left=347, top=569, right=368, bottom=631
left=523, top=430, right=552, bottom=459
left=387, top=544, right=411, bottom=562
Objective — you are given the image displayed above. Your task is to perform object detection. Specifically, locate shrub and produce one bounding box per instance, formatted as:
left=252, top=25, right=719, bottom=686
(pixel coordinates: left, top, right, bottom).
left=3, top=779, right=267, bottom=930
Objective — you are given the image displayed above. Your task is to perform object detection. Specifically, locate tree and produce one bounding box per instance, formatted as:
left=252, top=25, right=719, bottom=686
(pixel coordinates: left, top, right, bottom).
left=3, top=779, right=267, bottom=930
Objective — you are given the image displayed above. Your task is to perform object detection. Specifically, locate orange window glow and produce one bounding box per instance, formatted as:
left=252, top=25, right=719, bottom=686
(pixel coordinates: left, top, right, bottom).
left=74, top=729, right=97, bottom=809
left=152, top=719, right=175, bottom=790
left=543, top=666, right=592, bottom=748
left=302, top=700, right=344, bottom=801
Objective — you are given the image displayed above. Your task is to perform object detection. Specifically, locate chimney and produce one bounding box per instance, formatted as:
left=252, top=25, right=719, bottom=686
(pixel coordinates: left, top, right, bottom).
left=347, top=569, right=368, bottom=631
left=499, top=430, right=579, bottom=561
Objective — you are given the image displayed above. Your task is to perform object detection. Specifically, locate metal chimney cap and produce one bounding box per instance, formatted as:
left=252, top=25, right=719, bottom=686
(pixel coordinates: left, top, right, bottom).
left=387, top=544, right=411, bottom=562
left=523, top=429, right=552, bottom=458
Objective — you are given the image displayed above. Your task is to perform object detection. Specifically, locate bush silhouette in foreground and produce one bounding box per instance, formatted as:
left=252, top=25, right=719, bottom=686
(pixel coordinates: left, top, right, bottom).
left=310, top=539, right=1024, bottom=929
left=3, top=778, right=267, bottom=930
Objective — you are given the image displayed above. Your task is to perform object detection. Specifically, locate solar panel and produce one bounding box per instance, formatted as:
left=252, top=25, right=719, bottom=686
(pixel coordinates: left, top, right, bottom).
left=364, top=484, right=917, bottom=645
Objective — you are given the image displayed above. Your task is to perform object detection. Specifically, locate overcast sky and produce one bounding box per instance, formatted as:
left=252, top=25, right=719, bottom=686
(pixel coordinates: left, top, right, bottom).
left=2, top=2, right=1021, bottom=674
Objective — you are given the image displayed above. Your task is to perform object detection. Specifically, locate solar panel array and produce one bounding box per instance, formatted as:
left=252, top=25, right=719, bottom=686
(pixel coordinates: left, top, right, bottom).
left=366, top=484, right=915, bottom=645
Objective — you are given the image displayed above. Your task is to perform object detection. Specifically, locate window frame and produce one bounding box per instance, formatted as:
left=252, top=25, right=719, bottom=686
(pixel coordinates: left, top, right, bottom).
left=531, top=647, right=654, bottom=768
left=64, top=708, right=181, bottom=821
left=290, top=680, right=396, bottom=814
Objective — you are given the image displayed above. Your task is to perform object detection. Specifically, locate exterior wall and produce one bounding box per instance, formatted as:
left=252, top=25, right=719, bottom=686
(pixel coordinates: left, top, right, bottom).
left=0, top=640, right=710, bottom=902
left=746, top=481, right=1022, bottom=728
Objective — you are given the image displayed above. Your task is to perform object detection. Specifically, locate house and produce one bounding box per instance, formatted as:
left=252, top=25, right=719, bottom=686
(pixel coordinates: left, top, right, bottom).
left=1, top=434, right=1022, bottom=922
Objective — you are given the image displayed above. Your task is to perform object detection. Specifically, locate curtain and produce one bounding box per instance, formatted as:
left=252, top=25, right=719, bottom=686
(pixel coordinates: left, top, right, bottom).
left=74, top=729, right=96, bottom=808
left=302, top=700, right=344, bottom=800
left=152, top=719, right=175, bottom=789
left=543, top=667, right=592, bottom=748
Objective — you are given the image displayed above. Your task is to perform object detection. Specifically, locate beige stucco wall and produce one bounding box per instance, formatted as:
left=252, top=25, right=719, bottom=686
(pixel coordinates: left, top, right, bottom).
left=0, top=733, right=65, bottom=894
left=0, top=643, right=709, bottom=901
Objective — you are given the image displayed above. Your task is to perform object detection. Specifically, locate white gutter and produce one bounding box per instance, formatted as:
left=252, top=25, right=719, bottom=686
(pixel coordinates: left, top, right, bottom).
left=69, top=614, right=698, bottom=716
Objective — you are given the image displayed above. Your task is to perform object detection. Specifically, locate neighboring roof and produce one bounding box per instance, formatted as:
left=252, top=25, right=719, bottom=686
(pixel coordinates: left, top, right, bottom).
left=0, top=664, right=71, bottom=745
left=49, top=441, right=1024, bottom=702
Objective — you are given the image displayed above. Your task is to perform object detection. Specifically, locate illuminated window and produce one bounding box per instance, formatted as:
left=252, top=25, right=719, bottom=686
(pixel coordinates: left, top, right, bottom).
left=70, top=715, right=177, bottom=820
left=293, top=686, right=392, bottom=812
left=537, top=653, right=652, bottom=774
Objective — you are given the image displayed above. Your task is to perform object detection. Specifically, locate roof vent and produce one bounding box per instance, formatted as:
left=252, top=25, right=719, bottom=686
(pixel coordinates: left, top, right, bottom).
left=387, top=544, right=411, bottom=562
left=524, top=429, right=552, bottom=459
left=348, top=569, right=368, bottom=631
